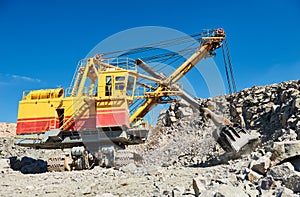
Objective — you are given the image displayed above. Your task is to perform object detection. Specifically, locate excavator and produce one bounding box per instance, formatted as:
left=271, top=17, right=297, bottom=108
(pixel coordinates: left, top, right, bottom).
left=15, top=28, right=258, bottom=171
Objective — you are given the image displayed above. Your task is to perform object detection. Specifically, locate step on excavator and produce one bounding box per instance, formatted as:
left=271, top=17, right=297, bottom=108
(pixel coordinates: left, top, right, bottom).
left=15, top=28, right=259, bottom=171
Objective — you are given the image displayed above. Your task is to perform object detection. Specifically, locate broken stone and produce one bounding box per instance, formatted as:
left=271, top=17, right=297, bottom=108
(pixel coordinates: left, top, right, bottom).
left=284, top=171, right=300, bottom=193
left=260, top=176, right=274, bottom=190
left=271, top=140, right=300, bottom=165
left=284, top=129, right=298, bottom=141
left=254, top=88, right=264, bottom=94
left=214, top=192, right=225, bottom=197
left=169, top=111, right=176, bottom=117
left=120, top=163, right=137, bottom=174
left=272, top=104, right=281, bottom=113
left=193, top=175, right=206, bottom=196
left=293, top=98, right=300, bottom=110
left=169, top=102, right=176, bottom=111
left=264, top=105, right=272, bottom=113
left=267, top=162, right=294, bottom=180
left=170, top=116, right=177, bottom=123
left=81, top=186, right=92, bottom=195
left=211, top=184, right=248, bottom=197
left=281, top=112, right=290, bottom=127
left=246, top=169, right=263, bottom=182
left=163, top=113, right=172, bottom=126
left=250, top=156, right=271, bottom=174
left=175, top=110, right=183, bottom=119
left=179, top=107, right=193, bottom=117
left=178, top=99, right=190, bottom=107
left=276, top=187, right=295, bottom=197
left=206, top=101, right=216, bottom=111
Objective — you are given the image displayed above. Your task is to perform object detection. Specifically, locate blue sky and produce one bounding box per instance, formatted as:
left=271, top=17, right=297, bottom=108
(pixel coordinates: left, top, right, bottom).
left=0, top=0, right=299, bottom=123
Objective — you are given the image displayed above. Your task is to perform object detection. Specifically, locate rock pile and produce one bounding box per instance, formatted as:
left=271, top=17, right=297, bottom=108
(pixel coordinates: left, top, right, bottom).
left=226, top=80, right=300, bottom=142
left=151, top=80, right=300, bottom=196
left=137, top=100, right=219, bottom=167
left=158, top=80, right=300, bottom=143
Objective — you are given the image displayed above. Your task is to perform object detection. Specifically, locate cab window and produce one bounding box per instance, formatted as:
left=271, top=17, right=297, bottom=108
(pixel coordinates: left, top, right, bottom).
left=126, top=76, right=135, bottom=96
left=116, top=76, right=125, bottom=81
left=115, top=76, right=125, bottom=91
left=105, top=76, right=112, bottom=96
left=115, top=83, right=125, bottom=90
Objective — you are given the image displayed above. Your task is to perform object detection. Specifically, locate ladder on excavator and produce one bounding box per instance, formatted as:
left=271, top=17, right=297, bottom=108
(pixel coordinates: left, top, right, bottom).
left=59, top=97, right=94, bottom=131
left=68, top=60, right=86, bottom=96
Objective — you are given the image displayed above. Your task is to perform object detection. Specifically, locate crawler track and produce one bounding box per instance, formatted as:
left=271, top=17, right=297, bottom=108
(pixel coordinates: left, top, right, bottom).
left=47, top=154, right=67, bottom=172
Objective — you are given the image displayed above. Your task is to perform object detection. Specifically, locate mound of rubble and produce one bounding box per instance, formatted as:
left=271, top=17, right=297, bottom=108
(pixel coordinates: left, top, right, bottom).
left=136, top=80, right=300, bottom=196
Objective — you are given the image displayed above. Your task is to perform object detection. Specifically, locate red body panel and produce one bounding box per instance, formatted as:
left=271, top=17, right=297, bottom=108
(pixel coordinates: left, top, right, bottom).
left=16, top=117, right=59, bottom=134
left=96, top=108, right=129, bottom=128
left=65, top=115, right=96, bottom=131
left=16, top=108, right=129, bottom=134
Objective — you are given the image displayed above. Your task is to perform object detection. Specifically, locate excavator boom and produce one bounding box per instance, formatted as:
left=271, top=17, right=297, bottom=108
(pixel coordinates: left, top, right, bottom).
left=130, top=28, right=226, bottom=122
left=136, top=58, right=259, bottom=152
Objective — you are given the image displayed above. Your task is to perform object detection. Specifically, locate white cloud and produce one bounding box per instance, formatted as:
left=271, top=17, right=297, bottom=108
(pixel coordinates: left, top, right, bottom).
left=11, top=74, right=41, bottom=83
left=0, top=73, right=41, bottom=86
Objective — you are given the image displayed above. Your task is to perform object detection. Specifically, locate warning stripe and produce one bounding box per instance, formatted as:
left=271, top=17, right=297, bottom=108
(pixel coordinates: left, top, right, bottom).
left=17, top=116, right=59, bottom=122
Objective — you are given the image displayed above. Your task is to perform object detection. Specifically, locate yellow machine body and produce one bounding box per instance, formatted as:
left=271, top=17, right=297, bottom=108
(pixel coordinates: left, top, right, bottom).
left=16, top=69, right=137, bottom=135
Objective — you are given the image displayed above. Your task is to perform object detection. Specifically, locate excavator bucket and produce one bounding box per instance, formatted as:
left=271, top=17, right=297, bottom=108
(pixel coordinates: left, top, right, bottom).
left=215, top=125, right=260, bottom=153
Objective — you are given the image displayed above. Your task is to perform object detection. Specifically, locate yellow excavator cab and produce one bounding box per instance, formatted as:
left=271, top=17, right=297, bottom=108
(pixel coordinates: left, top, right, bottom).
left=97, top=70, right=136, bottom=102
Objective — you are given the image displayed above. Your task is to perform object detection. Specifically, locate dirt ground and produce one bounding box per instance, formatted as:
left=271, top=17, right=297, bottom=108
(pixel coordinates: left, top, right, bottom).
left=0, top=164, right=229, bottom=197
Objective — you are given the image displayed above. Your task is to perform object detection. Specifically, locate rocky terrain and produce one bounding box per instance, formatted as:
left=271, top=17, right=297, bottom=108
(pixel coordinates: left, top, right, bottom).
left=1, top=80, right=300, bottom=196
left=0, top=123, right=16, bottom=138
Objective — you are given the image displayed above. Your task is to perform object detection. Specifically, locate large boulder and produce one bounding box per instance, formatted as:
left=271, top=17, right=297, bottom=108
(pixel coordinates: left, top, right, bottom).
left=211, top=184, right=248, bottom=197
left=284, top=171, right=300, bottom=193
left=267, top=162, right=294, bottom=180
left=250, top=155, right=271, bottom=174
left=267, top=162, right=300, bottom=192
left=271, top=141, right=300, bottom=165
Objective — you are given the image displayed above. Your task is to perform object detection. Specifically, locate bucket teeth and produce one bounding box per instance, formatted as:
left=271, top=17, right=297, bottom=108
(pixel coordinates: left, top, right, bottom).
left=216, top=125, right=259, bottom=152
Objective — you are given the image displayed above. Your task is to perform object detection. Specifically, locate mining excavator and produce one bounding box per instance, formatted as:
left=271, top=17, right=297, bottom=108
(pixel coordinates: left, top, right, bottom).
left=15, top=28, right=258, bottom=171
